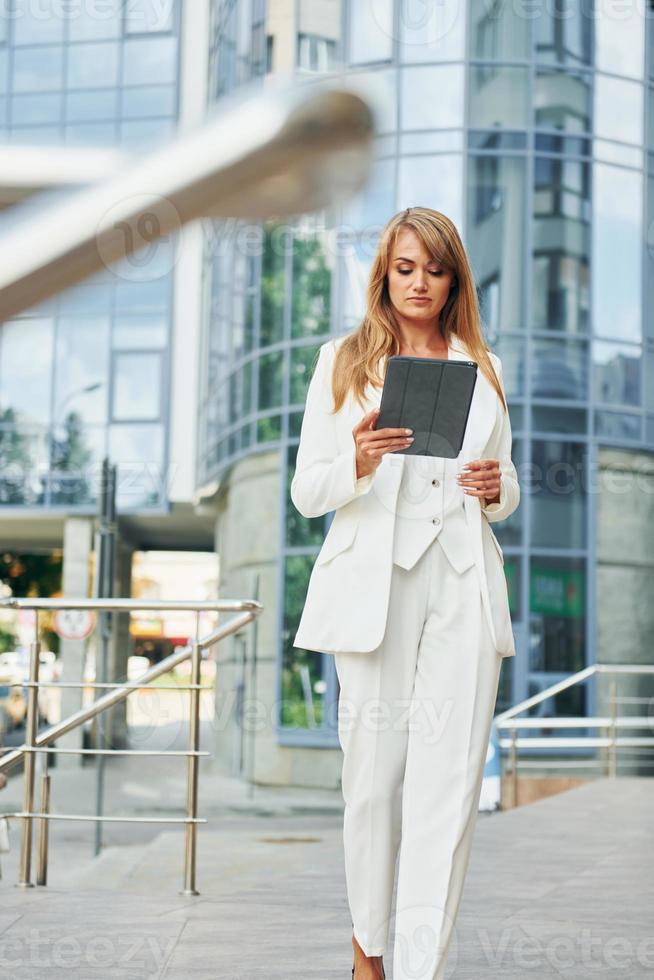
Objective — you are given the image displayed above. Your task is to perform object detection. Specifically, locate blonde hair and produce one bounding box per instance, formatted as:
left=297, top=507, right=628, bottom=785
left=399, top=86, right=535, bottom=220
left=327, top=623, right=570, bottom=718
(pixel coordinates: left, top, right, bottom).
left=326, top=207, right=507, bottom=415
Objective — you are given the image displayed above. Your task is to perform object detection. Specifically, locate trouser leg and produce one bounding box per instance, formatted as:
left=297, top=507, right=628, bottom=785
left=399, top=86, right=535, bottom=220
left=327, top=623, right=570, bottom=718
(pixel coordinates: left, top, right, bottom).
left=392, top=542, right=502, bottom=980
left=334, top=552, right=430, bottom=957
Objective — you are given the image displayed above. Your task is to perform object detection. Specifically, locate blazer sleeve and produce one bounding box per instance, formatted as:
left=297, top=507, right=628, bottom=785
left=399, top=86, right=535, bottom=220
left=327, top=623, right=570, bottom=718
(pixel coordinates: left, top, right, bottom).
left=481, top=355, right=520, bottom=524
left=290, top=340, right=374, bottom=520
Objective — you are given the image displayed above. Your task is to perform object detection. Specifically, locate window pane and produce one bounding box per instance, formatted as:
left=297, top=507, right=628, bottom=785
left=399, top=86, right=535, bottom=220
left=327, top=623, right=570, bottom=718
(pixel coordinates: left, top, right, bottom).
left=0, top=319, right=53, bottom=425
left=290, top=344, right=320, bottom=405
left=534, top=69, right=591, bottom=134
left=533, top=156, right=590, bottom=333
left=594, top=410, right=641, bottom=440
left=286, top=444, right=326, bottom=548
left=67, top=42, right=120, bottom=89
left=532, top=406, right=588, bottom=434
left=108, top=423, right=164, bottom=508
left=397, top=155, right=463, bottom=232
left=0, top=424, right=49, bottom=505
left=282, top=554, right=327, bottom=728
left=348, top=0, right=392, bottom=64
left=122, top=37, right=177, bottom=85
left=68, top=0, right=121, bottom=40
left=592, top=341, right=641, bottom=407
left=258, top=351, right=284, bottom=410
left=113, top=314, right=167, bottom=349
left=12, top=46, right=64, bottom=92
left=65, top=89, right=118, bottom=122
left=531, top=338, right=588, bottom=400
left=467, top=154, right=526, bottom=333
left=125, top=0, right=175, bottom=34
left=66, top=122, right=116, bottom=145
left=343, top=155, right=395, bottom=230
left=469, top=0, right=529, bottom=59
left=260, top=226, right=287, bottom=346
left=120, top=84, right=176, bottom=118
left=401, top=64, right=465, bottom=130
left=534, top=0, right=592, bottom=68
left=11, top=92, right=62, bottom=125
left=594, top=74, right=643, bottom=146
left=595, top=3, right=645, bottom=79
left=50, top=424, right=105, bottom=507
left=400, top=0, right=465, bottom=62
left=529, top=557, right=586, bottom=673
left=297, top=0, right=341, bottom=71
left=592, top=164, right=642, bottom=342
left=119, top=117, right=174, bottom=146
left=291, top=233, right=332, bottom=339
left=13, top=0, right=65, bottom=44
left=112, top=352, right=161, bottom=420
left=530, top=440, right=586, bottom=549
left=54, top=317, right=109, bottom=426
left=468, top=65, right=529, bottom=129
left=492, top=335, right=526, bottom=397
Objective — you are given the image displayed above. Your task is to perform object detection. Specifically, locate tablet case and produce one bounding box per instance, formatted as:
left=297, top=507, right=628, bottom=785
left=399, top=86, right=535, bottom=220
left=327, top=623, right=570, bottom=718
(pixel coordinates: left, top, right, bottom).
left=375, top=355, right=478, bottom=458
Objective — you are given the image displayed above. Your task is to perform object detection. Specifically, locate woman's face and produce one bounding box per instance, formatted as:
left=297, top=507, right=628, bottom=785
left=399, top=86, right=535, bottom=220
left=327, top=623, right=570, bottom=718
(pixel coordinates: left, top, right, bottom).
left=386, top=227, right=456, bottom=327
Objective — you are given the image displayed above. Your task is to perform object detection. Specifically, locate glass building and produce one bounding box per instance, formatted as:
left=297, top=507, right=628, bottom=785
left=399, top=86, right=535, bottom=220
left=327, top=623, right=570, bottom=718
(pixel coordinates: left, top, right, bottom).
left=199, top=0, right=654, bottom=784
left=0, top=0, right=182, bottom=512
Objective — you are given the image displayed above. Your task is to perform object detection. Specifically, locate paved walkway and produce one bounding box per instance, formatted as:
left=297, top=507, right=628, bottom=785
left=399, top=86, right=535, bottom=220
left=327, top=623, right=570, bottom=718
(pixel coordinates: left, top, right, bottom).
left=0, top=769, right=650, bottom=979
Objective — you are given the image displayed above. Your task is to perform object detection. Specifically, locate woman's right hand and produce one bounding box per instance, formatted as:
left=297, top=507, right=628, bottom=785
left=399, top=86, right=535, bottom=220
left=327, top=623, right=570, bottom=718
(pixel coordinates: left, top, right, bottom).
left=352, top=409, right=414, bottom=480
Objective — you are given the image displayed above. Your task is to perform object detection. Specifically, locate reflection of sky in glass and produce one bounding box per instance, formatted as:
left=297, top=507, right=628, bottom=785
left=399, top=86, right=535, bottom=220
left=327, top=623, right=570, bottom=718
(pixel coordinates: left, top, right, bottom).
left=341, top=240, right=376, bottom=325
left=399, top=0, right=465, bottom=62
left=592, top=340, right=641, bottom=407
left=469, top=66, right=529, bottom=129
left=595, top=6, right=645, bottom=79
left=397, top=154, right=463, bottom=231
left=54, top=317, right=109, bottom=425
left=531, top=338, right=589, bottom=400
left=109, top=423, right=164, bottom=508
left=113, top=352, right=161, bottom=420
left=401, top=64, right=465, bottom=129
left=0, top=318, right=53, bottom=425
left=345, top=69, right=397, bottom=133
left=594, top=73, right=643, bottom=145
left=343, top=156, right=395, bottom=231
left=348, top=0, right=393, bottom=64
left=592, top=164, right=642, bottom=343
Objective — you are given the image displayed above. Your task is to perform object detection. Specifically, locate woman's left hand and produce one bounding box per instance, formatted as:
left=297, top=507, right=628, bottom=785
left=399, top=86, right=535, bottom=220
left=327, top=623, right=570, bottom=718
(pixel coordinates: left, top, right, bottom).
left=456, top=458, right=501, bottom=505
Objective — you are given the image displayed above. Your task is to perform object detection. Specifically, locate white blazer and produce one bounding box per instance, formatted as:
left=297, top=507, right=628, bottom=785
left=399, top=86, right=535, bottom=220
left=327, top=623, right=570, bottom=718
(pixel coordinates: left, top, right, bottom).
left=290, top=334, right=520, bottom=658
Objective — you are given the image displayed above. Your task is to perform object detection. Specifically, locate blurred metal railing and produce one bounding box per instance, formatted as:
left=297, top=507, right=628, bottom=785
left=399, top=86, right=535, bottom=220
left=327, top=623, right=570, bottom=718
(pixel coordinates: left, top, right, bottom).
left=0, top=597, right=263, bottom=893
left=495, top=663, right=654, bottom=806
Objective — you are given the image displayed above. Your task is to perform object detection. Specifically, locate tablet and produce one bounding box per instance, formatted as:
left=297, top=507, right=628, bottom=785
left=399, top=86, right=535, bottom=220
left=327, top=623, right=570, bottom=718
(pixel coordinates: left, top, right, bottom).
left=375, top=355, right=478, bottom=458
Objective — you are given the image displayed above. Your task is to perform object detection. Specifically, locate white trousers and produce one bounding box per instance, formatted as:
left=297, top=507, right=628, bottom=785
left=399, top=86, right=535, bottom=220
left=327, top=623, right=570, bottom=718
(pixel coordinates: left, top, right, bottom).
left=334, top=533, right=502, bottom=980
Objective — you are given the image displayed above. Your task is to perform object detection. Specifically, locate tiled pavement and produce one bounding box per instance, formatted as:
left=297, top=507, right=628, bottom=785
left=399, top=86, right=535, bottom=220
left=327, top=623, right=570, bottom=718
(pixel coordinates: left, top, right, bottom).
left=0, top=758, right=650, bottom=979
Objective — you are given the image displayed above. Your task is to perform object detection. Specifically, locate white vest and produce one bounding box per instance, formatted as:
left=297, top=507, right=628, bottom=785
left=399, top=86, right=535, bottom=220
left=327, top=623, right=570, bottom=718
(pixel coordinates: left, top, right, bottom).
left=392, top=454, right=476, bottom=574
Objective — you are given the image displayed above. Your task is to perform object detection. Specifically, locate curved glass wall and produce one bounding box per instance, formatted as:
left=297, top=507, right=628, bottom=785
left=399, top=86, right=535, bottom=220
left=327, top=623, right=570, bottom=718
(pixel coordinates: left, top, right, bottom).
left=202, top=0, right=652, bottom=745
left=0, top=0, right=181, bottom=511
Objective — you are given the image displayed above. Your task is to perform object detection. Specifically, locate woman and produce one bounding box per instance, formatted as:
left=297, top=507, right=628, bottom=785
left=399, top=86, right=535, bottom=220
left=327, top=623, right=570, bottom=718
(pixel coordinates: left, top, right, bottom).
left=290, top=207, right=520, bottom=980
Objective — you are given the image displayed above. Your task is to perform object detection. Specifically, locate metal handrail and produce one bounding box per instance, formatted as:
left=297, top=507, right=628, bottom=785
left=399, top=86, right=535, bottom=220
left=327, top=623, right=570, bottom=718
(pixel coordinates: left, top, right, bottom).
left=0, top=597, right=263, bottom=892
left=494, top=664, right=654, bottom=806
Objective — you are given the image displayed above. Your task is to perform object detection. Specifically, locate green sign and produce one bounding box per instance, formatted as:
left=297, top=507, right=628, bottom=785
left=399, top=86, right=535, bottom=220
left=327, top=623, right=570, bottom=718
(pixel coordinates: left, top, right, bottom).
left=530, top=566, right=584, bottom=617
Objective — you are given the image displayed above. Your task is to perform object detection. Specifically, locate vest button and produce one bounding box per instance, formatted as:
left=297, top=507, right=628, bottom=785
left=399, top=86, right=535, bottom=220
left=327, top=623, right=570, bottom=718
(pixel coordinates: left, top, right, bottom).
left=432, top=517, right=440, bottom=525
left=432, top=478, right=440, bottom=486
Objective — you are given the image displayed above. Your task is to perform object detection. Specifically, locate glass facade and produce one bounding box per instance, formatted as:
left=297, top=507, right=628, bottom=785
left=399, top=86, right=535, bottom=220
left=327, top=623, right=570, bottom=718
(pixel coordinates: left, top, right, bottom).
left=0, top=0, right=181, bottom=511
left=201, top=1, right=653, bottom=745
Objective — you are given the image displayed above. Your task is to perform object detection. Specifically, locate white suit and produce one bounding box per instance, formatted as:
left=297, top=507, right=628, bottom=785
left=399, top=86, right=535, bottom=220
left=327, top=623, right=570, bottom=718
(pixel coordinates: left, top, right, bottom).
left=289, top=333, right=521, bottom=978
left=290, top=333, right=519, bottom=658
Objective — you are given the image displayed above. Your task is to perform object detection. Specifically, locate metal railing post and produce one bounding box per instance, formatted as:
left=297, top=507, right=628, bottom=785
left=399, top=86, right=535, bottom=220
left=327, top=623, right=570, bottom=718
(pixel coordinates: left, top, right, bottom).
left=181, top=638, right=202, bottom=896
left=608, top=680, right=618, bottom=778
left=17, top=614, right=40, bottom=888
left=36, top=757, right=51, bottom=886
left=510, top=728, right=518, bottom=808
